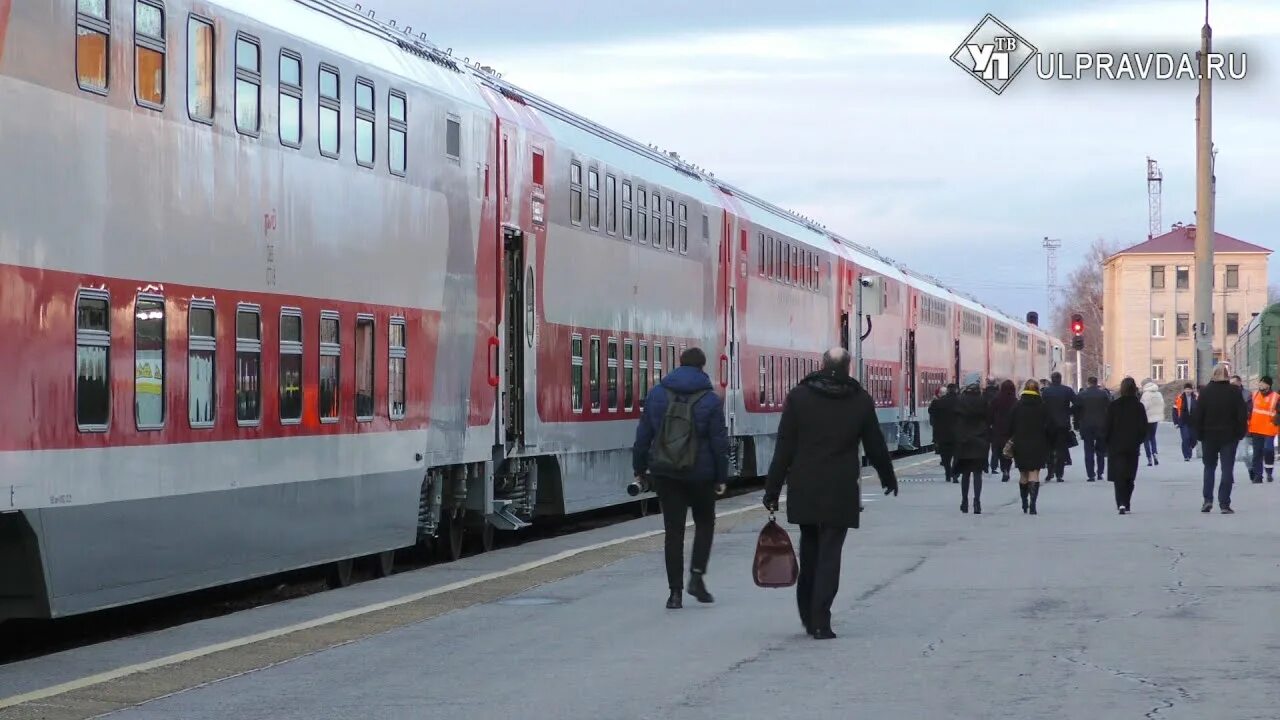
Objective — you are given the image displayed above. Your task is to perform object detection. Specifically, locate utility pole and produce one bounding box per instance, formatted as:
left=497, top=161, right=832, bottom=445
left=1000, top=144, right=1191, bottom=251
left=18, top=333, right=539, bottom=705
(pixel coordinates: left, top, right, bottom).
left=1193, top=0, right=1215, bottom=385
left=1043, top=236, right=1061, bottom=329
left=1147, top=156, right=1162, bottom=240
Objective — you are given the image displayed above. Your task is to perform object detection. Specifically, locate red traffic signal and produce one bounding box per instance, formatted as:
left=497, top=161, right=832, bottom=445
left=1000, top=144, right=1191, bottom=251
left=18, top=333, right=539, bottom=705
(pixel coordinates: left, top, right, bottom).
left=1070, top=313, right=1084, bottom=335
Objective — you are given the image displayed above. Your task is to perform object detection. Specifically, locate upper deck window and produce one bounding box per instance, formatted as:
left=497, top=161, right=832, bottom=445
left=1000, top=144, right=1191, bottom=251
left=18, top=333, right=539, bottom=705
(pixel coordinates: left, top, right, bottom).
left=187, top=17, right=215, bottom=121
left=77, top=0, right=111, bottom=93
left=319, top=65, right=340, bottom=157
left=134, top=1, right=165, bottom=108
left=234, top=34, right=261, bottom=135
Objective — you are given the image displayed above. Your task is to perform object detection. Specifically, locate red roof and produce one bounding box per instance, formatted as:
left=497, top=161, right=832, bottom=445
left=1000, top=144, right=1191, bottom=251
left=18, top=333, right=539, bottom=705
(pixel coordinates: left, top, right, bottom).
left=1110, top=225, right=1271, bottom=257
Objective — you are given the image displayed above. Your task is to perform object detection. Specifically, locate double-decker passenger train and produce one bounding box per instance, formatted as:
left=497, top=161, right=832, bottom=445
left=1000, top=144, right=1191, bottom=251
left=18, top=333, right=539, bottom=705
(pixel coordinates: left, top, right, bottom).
left=0, top=0, right=1064, bottom=621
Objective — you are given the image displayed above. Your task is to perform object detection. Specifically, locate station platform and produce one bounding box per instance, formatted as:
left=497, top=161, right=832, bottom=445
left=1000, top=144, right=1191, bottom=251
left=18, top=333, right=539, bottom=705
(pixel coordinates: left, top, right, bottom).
left=3, top=424, right=1279, bottom=720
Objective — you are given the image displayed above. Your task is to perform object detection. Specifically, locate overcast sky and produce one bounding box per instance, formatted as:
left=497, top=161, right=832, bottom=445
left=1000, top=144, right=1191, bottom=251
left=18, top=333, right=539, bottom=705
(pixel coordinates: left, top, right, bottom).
left=372, top=0, right=1278, bottom=325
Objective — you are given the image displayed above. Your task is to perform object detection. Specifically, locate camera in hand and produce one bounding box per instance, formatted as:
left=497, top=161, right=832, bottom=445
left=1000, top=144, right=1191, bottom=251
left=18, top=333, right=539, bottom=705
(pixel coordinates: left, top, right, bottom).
left=627, top=476, right=651, bottom=497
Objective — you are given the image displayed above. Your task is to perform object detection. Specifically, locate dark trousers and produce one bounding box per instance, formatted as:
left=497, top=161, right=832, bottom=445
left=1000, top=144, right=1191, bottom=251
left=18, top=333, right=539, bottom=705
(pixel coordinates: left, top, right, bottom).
left=1248, top=434, right=1274, bottom=479
left=1081, top=426, right=1106, bottom=479
left=797, top=524, right=848, bottom=632
left=1048, top=440, right=1067, bottom=480
left=960, top=469, right=983, bottom=501
left=1201, top=439, right=1239, bottom=505
left=988, top=442, right=1001, bottom=473
left=656, top=476, right=716, bottom=590
left=1143, top=423, right=1159, bottom=460
left=938, top=450, right=954, bottom=480
left=1108, top=448, right=1139, bottom=508
left=1178, top=425, right=1197, bottom=460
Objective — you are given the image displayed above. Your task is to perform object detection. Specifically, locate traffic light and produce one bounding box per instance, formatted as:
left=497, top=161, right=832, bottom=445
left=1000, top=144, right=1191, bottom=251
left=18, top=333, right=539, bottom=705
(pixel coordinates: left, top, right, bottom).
left=1070, top=313, right=1084, bottom=350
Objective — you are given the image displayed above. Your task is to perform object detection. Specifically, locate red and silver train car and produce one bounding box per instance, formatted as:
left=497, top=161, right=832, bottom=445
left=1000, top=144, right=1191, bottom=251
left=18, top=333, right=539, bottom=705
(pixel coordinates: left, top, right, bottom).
left=0, top=0, right=1063, bottom=621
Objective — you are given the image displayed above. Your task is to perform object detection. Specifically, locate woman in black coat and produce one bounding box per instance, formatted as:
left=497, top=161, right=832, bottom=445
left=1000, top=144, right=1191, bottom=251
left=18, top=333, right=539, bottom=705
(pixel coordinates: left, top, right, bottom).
left=1105, top=377, right=1149, bottom=514
left=988, top=380, right=1018, bottom=483
left=1007, top=379, right=1055, bottom=514
left=952, top=374, right=990, bottom=513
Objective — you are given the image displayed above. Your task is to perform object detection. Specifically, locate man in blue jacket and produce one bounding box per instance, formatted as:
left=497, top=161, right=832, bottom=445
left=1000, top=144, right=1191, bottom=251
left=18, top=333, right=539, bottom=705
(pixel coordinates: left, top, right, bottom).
left=633, top=347, right=729, bottom=610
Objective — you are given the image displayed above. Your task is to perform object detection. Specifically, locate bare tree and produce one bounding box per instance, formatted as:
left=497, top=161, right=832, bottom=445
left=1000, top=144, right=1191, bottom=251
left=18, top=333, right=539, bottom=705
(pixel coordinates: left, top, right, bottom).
left=1268, top=284, right=1280, bottom=305
left=1054, top=237, right=1119, bottom=383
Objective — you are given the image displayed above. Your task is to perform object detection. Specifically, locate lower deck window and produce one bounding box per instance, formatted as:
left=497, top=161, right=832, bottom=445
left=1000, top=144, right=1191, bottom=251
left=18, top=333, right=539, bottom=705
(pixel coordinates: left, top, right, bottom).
left=320, top=314, right=340, bottom=421
left=236, top=308, right=262, bottom=423
left=134, top=297, right=166, bottom=428
left=76, top=292, right=112, bottom=429
left=355, top=316, right=375, bottom=419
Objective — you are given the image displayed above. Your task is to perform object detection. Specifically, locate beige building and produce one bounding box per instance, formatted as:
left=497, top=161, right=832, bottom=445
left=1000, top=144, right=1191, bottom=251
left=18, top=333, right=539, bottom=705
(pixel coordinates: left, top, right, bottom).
left=1103, top=224, right=1271, bottom=386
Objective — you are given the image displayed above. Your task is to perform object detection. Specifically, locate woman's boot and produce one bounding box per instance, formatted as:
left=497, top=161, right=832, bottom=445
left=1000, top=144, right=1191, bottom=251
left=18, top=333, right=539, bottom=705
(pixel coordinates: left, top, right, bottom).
left=1019, top=483, right=1029, bottom=513
left=960, top=472, right=970, bottom=513
left=1029, top=483, right=1040, bottom=515
left=973, top=474, right=983, bottom=514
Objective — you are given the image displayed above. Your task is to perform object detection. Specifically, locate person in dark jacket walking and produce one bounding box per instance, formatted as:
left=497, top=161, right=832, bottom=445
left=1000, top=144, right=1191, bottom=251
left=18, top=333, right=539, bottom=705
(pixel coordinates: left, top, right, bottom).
left=1008, top=379, right=1055, bottom=514
left=928, top=384, right=960, bottom=482
left=763, top=347, right=898, bottom=640
left=988, top=380, right=1018, bottom=482
left=633, top=348, right=729, bottom=609
left=1041, top=372, right=1077, bottom=482
left=1172, top=383, right=1199, bottom=461
left=1192, top=364, right=1249, bottom=513
left=982, top=379, right=999, bottom=471
left=953, top=372, right=990, bottom=513
left=1075, top=376, right=1112, bottom=482
left=1104, top=377, right=1149, bottom=514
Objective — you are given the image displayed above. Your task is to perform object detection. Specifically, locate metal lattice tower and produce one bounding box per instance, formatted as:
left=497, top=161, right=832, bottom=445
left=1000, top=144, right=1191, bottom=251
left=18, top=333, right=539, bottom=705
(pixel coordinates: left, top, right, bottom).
left=1147, top=156, right=1163, bottom=240
left=1043, top=236, right=1061, bottom=325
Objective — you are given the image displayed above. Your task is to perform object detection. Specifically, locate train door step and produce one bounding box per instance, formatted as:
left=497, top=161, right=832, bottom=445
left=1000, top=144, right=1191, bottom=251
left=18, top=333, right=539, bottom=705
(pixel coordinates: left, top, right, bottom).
left=487, top=501, right=531, bottom=531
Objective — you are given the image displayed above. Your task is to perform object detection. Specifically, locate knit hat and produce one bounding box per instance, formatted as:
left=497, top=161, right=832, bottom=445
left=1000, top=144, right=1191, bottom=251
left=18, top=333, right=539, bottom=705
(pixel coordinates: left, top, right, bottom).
left=962, top=371, right=982, bottom=387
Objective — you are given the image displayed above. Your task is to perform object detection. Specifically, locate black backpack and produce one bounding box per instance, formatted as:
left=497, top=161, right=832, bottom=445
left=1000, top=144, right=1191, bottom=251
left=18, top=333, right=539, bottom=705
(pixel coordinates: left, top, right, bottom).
left=649, top=387, right=709, bottom=477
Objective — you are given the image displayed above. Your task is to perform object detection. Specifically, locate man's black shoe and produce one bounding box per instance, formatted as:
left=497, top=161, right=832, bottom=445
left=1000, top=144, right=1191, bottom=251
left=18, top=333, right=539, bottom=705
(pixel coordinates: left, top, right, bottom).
left=687, top=572, right=714, bottom=603
left=666, top=590, right=682, bottom=609
left=812, top=628, right=837, bottom=640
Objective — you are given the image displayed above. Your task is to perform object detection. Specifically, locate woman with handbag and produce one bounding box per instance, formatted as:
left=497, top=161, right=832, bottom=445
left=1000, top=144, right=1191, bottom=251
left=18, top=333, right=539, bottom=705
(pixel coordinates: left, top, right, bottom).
left=988, top=380, right=1018, bottom=482
left=1105, top=377, right=1149, bottom=513
left=1008, top=379, right=1056, bottom=514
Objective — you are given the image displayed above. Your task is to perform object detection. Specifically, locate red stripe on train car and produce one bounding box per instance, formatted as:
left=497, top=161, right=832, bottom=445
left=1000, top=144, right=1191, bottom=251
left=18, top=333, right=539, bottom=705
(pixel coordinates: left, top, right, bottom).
left=0, top=0, right=12, bottom=67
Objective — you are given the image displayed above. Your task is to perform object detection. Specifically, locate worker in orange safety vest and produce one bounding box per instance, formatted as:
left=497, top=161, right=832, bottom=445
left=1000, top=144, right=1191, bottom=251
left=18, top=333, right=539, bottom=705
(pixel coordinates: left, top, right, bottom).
left=1246, top=375, right=1280, bottom=483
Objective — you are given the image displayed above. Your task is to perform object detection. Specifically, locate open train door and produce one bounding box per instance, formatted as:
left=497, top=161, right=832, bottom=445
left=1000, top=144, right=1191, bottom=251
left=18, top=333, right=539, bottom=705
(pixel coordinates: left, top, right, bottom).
left=953, top=340, right=961, bottom=385
left=906, top=330, right=917, bottom=413
left=500, top=225, right=527, bottom=454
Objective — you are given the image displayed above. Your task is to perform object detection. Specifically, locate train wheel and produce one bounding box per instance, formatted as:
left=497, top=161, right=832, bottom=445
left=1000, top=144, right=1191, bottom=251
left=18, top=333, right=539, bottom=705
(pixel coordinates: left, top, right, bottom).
left=439, top=514, right=465, bottom=562
left=327, top=558, right=355, bottom=589
left=371, top=550, right=395, bottom=578
left=477, top=522, right=495, bottom=553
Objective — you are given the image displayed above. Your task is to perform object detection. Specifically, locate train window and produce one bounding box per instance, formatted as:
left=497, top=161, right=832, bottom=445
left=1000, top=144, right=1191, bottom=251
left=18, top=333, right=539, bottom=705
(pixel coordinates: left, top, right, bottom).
left=605, top=175, right=617, bottom=235
left=569, top=162, right=583, bottom=225
left=134, top=296, right=166, bottom=429
left=587, top=169, right=600, bottom=231
left=188, top=303, right=215, bottom=428
left=639, top=343, right=649, bottom=407
left=650, top=192, right=662, bottom=250
left=781, top=243, right=790, bottom=282
left=636, top=188, right=648, bottom=243
left=589, top=336, right=601, bottom=412
left=389, top=318, right=407, bottom=420
left=187, top=17, right=215, bottom=122
left=235, top=306, right=262, bottom=425
left=319, top=65, right=340, bottom=158
left=355, top=78, right=375, bottom=168
left=621, top=182, right=633, bottom=240
left=76, top=0, right=111, bottom=93
left=665, top=198, right=676, bottom=252
left=678, top=203, right=688, bottom=254
left=279, top=310, right=303, bottom=424
left=623, top=340, right=634, bottom=410
left=233, top=34, right=260, bottom=135
left=757, top=233, right=765, bottom=275
left=813, top=253, right=820, bottom=290
left=445, top=115, right=461, bottom=160
left=76, top=290, right=112, bottom=431
left=134, top=1, right=165, bottom=108
left=607, top=339, right=619, bottom=411
left=531, top=150, right=545, bottom=186
left=355, top=315, right=375, bottom=420
left=389, top=90, right=407, bottom=176
left=571, top=335, right=584, bottom=413
left=653, top=344, right=663, bottom=384
left=702, top=213, right=709, bottom=241
left=765, top=235, right=773, bottom=277
left=759, top=357, right=767, bottom=404
left=792, top=246, right=800, bottom=285
left=785, top=357, right=792, bottom=392
left=279, top=51, right=302, bottom=147
left=319, top=313, right=340, bottom=422
left=669, top=344, right=678, bottom=376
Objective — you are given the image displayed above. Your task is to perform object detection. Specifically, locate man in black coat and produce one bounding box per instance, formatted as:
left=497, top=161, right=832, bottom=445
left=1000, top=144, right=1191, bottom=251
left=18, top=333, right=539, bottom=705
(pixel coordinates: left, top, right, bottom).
left=1041, top=372, right=1078, bottom=481
left=928, top=384, right=960, bottom=482
left=982, top=379, right=1000, bottom=472
left=762, top=348, right=898, bottom=640
left=1192, top=364, right=1249, bottom=514
left=1075, top=376, right=1112, bottom=481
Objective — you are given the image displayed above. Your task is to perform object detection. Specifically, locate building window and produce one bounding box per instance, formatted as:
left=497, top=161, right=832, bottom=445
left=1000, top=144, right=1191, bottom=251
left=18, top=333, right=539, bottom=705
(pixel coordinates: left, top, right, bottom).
left=76, top=291, right=112, bottom=430
left=187, top=16, right=215, bottom=121
left=1227, top=313, right=1240, bottom=336
left=445, top=115, right=461, bottom=160
left=319, top=313, right=340, bottom=421
left=279, top=51, right=302, bottom=146
left=1151, top=359, right=1165, bottom=382
left=1151, top=315, right=1165, bottom=338
left=605, top=174, right=617, bottom=235
left=1150, top=265, right=1165, bottom=289
left=571, top=335, right=584, bottom=413
left=650, top=192, right=662, bottom=250
left=1176, top=359, right=1190, bottom=380
left=355, top=78, right=375, bottom=167
left=1176, top=266, right=1189, bottom=290
left=188, top=303, right=215, bottom=428
left=1226, top=264, right=1239, bottom=289
left=389, top=91, right=407, bottom=175
left=355, top=315, right=375, bottom=420
left=624, top=340, right=634, bottom=410
left=569, top=162, right=583, bottom=225
left=277, top=310, right=303, bottom=423
left=234, top=34, right=261, bottom=135
left=607, top=338, right=619, bottom=411
left=637, top=188, right=648, bottom=243
left=1176, top=313, right=1189, bottom=337
left=77, top=0, right=111, bottom=92
left=589, top=336, right=601, bottom=411
left=639, top=343, right=649, bottom=407
left=587, top=169, right=600, bottom=231
left=134, top=296, right=166, bottom=429
left=235, top=307, right=262, bottom=425
left=665, top=198, right=676, bottom=251
left=678, top=203, right=688, bottom=254
left=389, top=318, right=406, bottom=419
left=319, top=65, right=340, bottom=157
left=621, top=182, right=633, bottom=239
left=133, top=1, right=165, bottom=108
